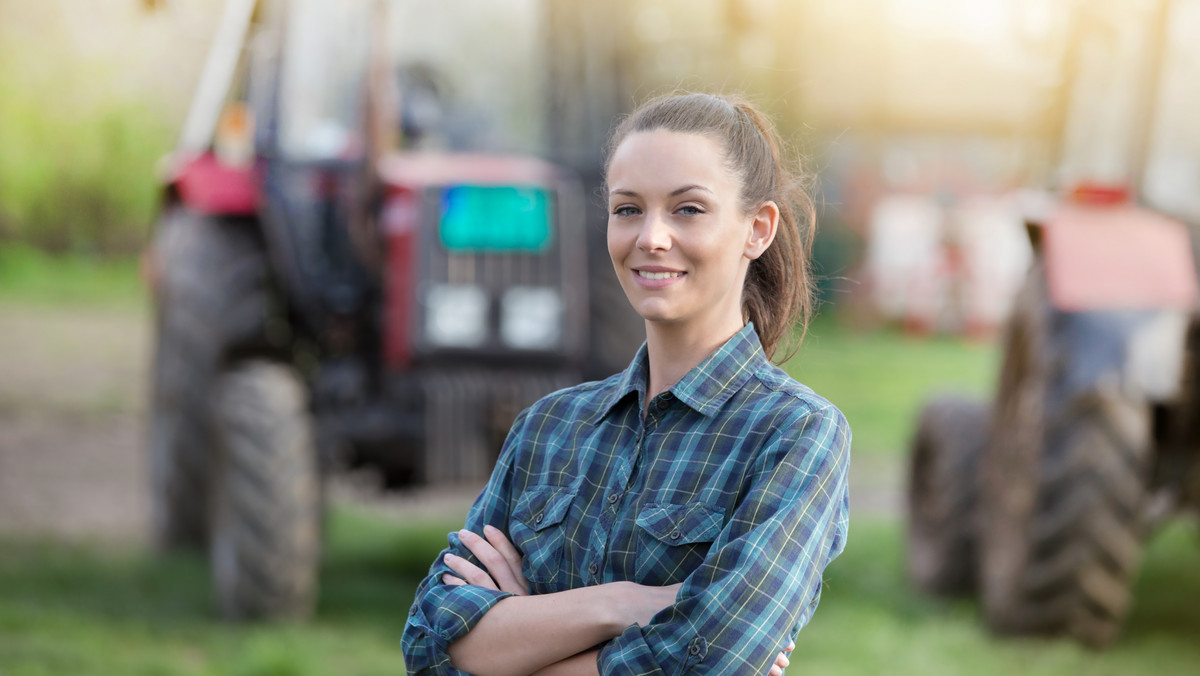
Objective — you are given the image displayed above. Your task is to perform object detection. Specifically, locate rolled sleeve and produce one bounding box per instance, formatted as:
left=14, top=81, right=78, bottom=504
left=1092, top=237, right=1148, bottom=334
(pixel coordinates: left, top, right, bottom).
left=402, top=411, right=529, bottom=675
left=403, top=571, right=514, bottom=674
left=598, top=404, right=851, bottom=675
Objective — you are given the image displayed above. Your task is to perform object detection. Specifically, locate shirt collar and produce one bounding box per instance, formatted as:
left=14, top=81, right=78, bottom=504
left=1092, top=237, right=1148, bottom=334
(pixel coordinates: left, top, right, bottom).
left=592, top=323, right=768, bottom=423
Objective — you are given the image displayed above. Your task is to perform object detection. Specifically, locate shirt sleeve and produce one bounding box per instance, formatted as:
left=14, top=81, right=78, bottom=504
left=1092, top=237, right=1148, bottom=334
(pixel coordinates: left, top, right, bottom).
left=401, top=410, right=529, bottom=675
left=598, top=403, right=851, bottom=675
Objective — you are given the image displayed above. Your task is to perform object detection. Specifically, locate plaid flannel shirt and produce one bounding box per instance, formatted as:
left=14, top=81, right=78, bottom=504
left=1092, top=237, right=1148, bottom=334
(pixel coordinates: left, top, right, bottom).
left=402, top=323, right=851, bottom=675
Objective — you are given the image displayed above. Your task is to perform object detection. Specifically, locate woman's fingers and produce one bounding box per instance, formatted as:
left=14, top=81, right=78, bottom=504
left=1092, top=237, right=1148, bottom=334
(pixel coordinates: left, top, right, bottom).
left=441, top=574, right=466, bottom=586
left=483, top=526, right=524, bottom=573
left=765, top=646, right=790, bottom=675
left=482, top=525, right=529, bottom=594
left=443, top=552, right=498, bottom=590
left=785, top=640, right=795, bottom=653
left=457, top=529, right=526, bottom=595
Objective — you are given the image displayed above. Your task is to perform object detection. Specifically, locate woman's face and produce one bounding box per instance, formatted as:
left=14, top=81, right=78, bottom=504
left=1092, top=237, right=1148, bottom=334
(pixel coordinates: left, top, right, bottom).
left=606, top=129, right=777, bottom=335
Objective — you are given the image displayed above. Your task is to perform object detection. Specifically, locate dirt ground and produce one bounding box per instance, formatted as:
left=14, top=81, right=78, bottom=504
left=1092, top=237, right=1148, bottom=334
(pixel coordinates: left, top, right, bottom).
left=0, top=301, right=898, bottom=544
left=0, top=302, right=498, bottom=542
left=0, top=303, right=153, bottom=541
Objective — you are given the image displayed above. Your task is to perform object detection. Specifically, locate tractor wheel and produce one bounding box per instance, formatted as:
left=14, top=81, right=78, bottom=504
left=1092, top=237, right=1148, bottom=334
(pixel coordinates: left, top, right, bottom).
left=149, top=209, right=270, bottom=551
left=979, top=263, right=1151, bottom=647
left=907, top=395, right=988, bottom=596
left=210, top=360, right=320, bottom=621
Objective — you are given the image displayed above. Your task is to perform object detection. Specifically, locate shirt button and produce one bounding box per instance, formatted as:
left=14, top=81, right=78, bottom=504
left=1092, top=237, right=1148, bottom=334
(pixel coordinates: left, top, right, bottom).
left=607, top=493, right=619, bottom=504
left=656, top=398, right=669, bottom=410
left=670, top=530, right=682, bottom=541
left=535, top=512, right=544, bottom=525
left=688, top=641, right=702, bottom=656
left=589, top=562, right=599, bottom=575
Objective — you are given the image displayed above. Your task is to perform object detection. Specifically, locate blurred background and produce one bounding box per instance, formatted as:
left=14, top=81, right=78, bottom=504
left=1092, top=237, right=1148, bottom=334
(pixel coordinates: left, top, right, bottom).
left=1, top=0, right=1199, bottom=674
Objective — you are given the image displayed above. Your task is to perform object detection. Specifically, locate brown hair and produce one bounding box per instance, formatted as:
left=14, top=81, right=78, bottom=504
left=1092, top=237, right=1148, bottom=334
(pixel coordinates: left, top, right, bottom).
left=604, top=92, right=816, bottom=361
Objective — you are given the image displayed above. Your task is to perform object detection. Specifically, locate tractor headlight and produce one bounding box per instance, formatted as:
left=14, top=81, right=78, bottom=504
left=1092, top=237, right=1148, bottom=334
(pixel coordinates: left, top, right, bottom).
left=425, top=284, right=488, bottom=348
left=1127, top=310, right=1189, bottom=400
left=501, top=287, right=563, bottom=350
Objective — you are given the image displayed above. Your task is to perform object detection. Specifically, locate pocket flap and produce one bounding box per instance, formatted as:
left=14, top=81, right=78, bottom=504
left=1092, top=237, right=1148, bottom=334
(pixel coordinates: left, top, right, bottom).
left=636, top=502, right=724, bottom=545
left=513, top=485, right=576, bottom=533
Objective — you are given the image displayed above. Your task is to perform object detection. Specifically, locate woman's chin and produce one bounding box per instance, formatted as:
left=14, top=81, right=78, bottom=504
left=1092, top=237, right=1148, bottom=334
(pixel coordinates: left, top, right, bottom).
left=629, top=299, right=678, bottom=324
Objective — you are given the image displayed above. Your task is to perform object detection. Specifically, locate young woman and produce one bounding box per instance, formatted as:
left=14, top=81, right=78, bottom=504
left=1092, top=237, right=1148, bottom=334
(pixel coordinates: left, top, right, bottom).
left=402, top=93, right=850, bottom=676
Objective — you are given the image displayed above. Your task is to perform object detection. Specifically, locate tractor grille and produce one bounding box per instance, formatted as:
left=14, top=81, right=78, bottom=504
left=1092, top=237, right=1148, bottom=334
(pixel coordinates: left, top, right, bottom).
left=431, top=241, right=562, bottom=289
left=412, top=186, right=587, bottom=360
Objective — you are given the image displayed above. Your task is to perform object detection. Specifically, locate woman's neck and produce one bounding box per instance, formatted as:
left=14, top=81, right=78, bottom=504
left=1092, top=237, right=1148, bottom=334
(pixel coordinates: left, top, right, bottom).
left=643, top=317, right=745, bottom=407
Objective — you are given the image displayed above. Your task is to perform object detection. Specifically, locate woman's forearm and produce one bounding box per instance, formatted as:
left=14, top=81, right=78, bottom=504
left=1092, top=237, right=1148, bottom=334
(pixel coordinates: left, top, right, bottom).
left=531, top=649, right=602, bottom=676
left=447, top=584, right=626, bottom=676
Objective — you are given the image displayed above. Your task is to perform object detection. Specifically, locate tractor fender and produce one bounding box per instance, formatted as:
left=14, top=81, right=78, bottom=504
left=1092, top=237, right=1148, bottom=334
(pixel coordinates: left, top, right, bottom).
left=1038, top=203, right=1197, bottom=312
left=160, top=150, right=260, bottom=217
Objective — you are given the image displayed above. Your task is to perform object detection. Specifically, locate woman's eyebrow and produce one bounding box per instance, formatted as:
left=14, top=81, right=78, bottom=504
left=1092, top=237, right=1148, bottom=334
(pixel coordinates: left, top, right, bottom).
left=609, top=184, right=715, bottom=199
left=669, top=184, right=714, bottom=197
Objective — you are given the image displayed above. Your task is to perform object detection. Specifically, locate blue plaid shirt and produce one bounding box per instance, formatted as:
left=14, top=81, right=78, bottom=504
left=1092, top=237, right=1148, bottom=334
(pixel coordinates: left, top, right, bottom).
left=403, top=323, right=851, bottom=674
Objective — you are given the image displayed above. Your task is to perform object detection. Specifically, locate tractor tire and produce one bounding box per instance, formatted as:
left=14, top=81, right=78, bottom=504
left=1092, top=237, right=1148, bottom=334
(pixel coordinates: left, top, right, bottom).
left=907, top=395, right=988, bottom=596
left=148, top=209, right=270, bottom=551
left=210, top=360, right=320, bottom=621
left=979, top=263, right=1151, bottom=647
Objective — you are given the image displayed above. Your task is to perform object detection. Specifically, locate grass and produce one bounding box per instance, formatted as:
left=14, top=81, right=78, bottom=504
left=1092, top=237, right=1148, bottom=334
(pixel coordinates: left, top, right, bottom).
left=785, top=316, right=999, bottom=457
left=0, top=34, right=172, bottom=254
left=0, top=508, right=456, bottom=676
left=2, top=508, right=1198, bottom=676
left=0, top=242, right=146, bottom=309
left=795, top=517, right=1200, bottom=676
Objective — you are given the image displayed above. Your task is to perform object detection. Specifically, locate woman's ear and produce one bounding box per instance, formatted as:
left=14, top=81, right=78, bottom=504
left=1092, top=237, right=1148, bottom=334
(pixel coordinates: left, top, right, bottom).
left=745, top=201, right=780, bottom=260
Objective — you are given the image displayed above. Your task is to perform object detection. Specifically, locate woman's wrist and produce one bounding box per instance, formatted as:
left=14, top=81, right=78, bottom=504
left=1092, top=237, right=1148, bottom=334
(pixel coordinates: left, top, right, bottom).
left=590, top=581, right=636, bottom=637
left=593, top=580, right=679, bottom=635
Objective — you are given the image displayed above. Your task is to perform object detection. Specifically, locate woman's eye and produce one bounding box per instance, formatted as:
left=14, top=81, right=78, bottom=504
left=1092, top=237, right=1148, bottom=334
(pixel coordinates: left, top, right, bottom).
left=677, top=205, right=703, bottom=216
left=612, top=205, right=640, bottom=217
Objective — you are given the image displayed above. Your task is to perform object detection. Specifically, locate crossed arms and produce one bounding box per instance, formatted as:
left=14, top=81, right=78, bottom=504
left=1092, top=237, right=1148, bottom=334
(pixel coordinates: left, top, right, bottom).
left=441, top=526, right=793, bottom=676
left=402, top=404, right=850, bottom=675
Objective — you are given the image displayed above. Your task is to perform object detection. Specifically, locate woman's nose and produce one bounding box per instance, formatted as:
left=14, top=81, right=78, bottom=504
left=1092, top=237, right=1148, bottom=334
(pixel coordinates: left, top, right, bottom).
left=636, top=212, right=671, bottom=252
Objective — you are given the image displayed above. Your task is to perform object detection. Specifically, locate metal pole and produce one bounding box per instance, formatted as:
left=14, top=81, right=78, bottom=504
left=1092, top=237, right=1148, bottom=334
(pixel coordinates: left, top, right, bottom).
left=1127, top=0, right=1174, bottom=202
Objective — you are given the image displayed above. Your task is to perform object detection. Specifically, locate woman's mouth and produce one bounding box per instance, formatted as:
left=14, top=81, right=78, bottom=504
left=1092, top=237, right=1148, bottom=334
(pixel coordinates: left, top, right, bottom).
left=636, top=270, right=683, bottom=281
left=632, top=268, right=685, bottom=288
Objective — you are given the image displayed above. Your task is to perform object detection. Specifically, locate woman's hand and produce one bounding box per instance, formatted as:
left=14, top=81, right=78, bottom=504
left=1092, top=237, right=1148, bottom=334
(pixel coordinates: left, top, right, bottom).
left=767, top=639, right=794, bottom=676
left=442, top=525, right=530, bottom=596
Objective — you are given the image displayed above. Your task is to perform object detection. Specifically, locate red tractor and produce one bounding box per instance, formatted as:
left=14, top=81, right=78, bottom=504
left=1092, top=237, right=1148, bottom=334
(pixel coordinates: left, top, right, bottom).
left=145, top=0, right=610, bottom=620
left=906, top=0, right=1200, bottom=646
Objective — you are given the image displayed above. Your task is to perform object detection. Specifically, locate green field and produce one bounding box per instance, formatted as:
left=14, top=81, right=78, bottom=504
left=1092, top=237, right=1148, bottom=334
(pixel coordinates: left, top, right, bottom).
left=2, top=510, right=1198, bottom=675
left=0, top=243, right=146, bottom=309
left=1, top=255, right=1198, bottom=675
left=787, top=318, right=998, bottom=456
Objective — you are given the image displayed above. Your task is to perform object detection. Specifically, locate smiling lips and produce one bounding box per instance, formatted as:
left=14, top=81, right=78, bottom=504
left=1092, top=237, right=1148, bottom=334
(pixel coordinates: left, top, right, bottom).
left=637, top=270, right=682, bottom=280
left=633, top=267, right=685, bottom=288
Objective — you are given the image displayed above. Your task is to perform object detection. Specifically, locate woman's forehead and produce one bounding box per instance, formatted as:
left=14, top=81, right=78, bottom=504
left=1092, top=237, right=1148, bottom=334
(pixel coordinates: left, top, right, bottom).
left=607, top=130, right=735, bottom=195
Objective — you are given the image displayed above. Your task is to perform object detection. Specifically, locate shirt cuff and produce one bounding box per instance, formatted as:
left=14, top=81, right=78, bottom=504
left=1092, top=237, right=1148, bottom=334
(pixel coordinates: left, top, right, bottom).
left=403, top=583, right=514, bottom=675
left=598, top=623, right=710, bottom=675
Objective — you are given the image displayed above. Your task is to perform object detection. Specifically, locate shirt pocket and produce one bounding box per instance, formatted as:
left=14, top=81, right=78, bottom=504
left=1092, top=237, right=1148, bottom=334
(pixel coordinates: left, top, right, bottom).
left=510, top=484, right=578, bottom=586
left=634, top=502, right=725, bottom=586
